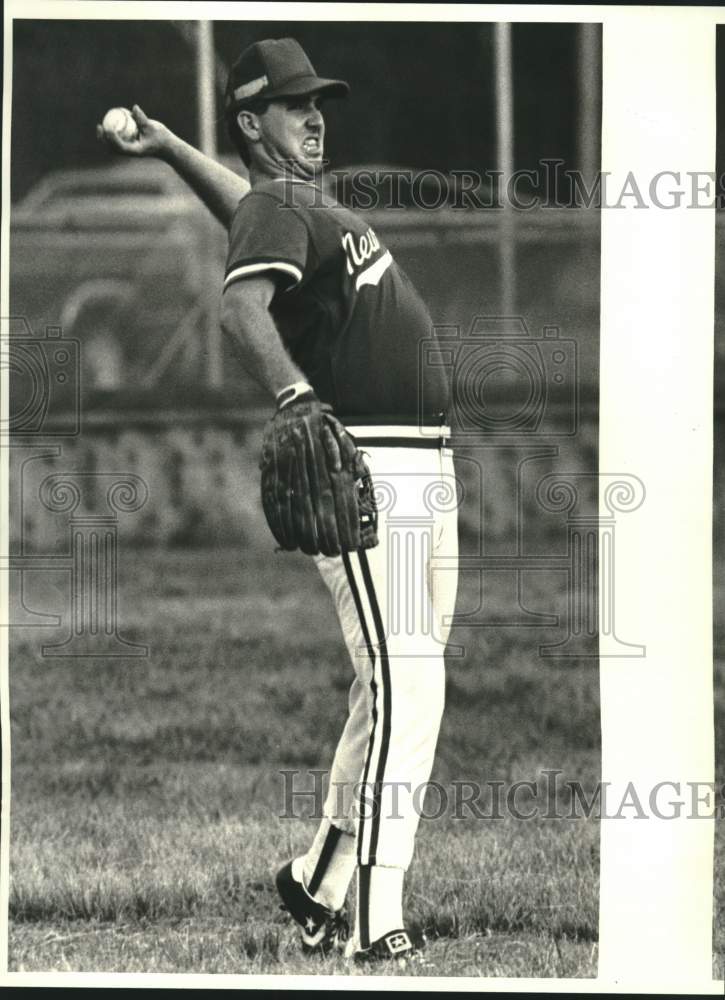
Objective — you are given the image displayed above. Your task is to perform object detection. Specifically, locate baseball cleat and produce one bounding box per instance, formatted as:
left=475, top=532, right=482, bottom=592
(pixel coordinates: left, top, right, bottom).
left=351, top=928, right=425, bottom=966
left=275, top=860, right=348, bottom=955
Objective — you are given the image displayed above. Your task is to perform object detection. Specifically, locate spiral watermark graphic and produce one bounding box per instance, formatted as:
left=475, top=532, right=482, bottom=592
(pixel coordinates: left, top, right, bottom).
left=39, top=475, right=83, bottom=514
left=106, top=476, right=149, bottom=514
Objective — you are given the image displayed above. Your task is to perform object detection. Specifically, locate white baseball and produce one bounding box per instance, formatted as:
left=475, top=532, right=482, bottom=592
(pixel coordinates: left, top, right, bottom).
left=102, top=107, right=139, bottom=141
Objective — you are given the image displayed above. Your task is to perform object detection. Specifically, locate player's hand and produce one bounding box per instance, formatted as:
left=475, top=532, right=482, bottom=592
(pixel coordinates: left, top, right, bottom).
left=96, top=104, right=171, bottom=158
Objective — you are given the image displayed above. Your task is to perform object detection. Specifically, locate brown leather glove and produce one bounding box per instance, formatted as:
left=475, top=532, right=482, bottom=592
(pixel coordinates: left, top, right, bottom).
left=259, top=386, right=378, bottom=557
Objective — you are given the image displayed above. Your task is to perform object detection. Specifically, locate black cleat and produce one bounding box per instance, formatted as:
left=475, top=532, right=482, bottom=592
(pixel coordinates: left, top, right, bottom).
left=275, top=860, right=348, bottom=956
left=352, top=928, right=424, bottom=966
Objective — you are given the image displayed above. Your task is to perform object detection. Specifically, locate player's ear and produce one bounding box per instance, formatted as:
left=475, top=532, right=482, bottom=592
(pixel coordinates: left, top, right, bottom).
left=237, top=109, right=261, bottom=143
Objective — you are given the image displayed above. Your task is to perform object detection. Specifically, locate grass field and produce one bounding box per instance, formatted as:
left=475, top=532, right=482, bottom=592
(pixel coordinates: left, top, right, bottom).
left=7, top=545, right=723, bottom=978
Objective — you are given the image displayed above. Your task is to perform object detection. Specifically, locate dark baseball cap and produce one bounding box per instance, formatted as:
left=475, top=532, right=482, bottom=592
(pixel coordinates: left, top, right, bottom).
left=225, top=38, right=349, bottom=110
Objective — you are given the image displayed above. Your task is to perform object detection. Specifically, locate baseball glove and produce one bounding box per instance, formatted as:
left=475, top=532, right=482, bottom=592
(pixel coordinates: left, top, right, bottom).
left=259, top=386, right=378, bottom=557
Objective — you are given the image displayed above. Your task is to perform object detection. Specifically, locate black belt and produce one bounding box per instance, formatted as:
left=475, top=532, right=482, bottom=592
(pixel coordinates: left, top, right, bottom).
left=346, top=423, right=451, bottom=450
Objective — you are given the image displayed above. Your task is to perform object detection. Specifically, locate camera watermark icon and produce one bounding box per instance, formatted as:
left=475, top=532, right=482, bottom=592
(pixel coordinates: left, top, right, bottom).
left=419, top=316, right=578, bottom=438
left=1, top=317, right=81, bottom=436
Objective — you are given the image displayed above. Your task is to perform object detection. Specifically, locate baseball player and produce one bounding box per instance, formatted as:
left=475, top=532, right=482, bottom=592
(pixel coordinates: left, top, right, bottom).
left=99, top=37, right=459, bottom=966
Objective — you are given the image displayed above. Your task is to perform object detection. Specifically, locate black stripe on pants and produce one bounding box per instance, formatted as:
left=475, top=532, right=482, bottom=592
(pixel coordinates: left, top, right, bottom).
left=307, top=823, right=343, bottom=898
left=358, top=864, right=372, bottom=950
left=342, top=551, right=379, bottom=868
left=358, top=549, right=392, bottom=866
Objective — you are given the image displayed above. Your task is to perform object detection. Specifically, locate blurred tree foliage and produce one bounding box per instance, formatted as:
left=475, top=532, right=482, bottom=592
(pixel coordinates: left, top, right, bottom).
left=12, top=19, right=583, bottom=201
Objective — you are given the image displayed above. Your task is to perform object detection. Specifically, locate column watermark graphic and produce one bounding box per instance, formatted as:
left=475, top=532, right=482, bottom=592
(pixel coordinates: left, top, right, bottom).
left=535, top=473, right=646, bottom=657
left=37, top=472, right=148, bottom=657
left=356, top=471, right=463, bottom=658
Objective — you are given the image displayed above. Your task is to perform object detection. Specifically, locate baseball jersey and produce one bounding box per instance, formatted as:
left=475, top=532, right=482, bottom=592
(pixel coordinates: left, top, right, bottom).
left=223, top=178, right=449, bottom=421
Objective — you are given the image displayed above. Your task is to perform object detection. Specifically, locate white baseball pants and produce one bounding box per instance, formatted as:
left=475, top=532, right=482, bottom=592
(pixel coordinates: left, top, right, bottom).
left=313, top=426, right=459, bottom=872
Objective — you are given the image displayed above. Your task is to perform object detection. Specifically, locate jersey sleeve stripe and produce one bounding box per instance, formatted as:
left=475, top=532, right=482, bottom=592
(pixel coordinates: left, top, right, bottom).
left=354, top=250, right=393, bottom=291
left=223, top=261, right=303, bottom=290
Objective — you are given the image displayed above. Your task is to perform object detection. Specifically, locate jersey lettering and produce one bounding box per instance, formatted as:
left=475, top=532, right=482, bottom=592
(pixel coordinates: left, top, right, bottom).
left=225, top=181, right=449, bottom=418
left=342, top=227, right=381, bottom=275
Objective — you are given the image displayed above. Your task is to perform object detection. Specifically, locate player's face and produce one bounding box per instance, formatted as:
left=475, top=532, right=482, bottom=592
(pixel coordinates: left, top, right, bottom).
left=255, top=94, right=326, bottom=177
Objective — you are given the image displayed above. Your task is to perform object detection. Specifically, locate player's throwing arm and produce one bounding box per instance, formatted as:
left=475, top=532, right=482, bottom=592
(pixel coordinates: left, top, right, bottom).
left=97, top=103, right=250, bottom=226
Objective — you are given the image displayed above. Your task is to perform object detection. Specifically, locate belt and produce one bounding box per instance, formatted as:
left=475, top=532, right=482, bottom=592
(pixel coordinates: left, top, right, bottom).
left=347, top=422, right=451, bottom=449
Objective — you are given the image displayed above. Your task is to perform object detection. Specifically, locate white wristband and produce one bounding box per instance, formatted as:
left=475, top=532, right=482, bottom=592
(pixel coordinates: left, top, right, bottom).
left=276, top=381, right=316, bottom=410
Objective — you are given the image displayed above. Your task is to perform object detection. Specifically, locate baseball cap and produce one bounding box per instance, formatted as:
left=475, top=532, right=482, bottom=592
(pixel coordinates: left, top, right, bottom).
left=225, top=38, right=349, bottom=111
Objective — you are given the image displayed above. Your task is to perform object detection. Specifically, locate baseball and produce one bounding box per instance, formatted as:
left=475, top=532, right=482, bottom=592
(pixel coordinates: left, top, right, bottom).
left=102, top=106, right=138, bottom=141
